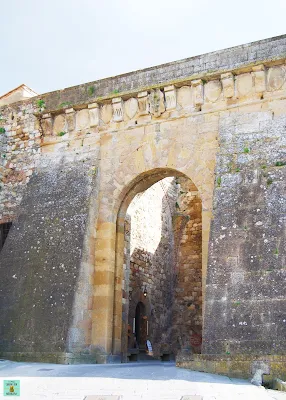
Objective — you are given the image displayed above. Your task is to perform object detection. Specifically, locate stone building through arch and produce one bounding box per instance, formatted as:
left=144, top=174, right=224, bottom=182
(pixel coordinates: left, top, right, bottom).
left=110, top=169, right=204, bottom=362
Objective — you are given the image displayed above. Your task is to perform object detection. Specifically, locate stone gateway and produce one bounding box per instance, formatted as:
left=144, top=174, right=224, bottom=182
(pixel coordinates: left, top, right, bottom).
left=0, top=35, right=285, bottom=380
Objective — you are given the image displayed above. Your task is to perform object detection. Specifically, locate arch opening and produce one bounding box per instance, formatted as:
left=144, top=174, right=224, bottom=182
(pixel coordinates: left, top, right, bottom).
left=113, top=169, right=203, bottom=362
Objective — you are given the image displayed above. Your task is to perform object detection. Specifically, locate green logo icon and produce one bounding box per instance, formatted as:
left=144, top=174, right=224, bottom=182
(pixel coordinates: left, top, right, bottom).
left=3, top=380, right=20, bottom=396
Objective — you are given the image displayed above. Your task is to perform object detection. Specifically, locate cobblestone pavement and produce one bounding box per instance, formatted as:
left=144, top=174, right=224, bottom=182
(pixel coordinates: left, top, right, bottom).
left=1, top=360, right=286, bottom=400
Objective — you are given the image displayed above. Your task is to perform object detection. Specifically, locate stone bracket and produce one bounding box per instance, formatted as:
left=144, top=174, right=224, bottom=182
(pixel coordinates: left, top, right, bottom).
left=164, top=85, right=177, bottom=110
left=137, top=91, right=149, bottom=115
left=221, top=72, right=234, bottom=98
left=191, top=79, right=203, bottom=106
left=112, top=97, right=124, bottom=122
left=88, top=103, right=99, bottom=127
left=149, top=89, right=165, bottom=117
left=252, top=64, right=266, bottom=93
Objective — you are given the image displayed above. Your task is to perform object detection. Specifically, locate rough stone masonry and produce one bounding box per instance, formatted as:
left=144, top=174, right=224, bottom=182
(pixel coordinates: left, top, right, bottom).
left=0, top=34, right=285, bottom=379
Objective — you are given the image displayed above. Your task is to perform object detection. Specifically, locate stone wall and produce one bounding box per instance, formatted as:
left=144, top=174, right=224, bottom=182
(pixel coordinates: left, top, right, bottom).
left=0, top=103, right=40, bottom=224
left=203, top=107, right=286, bottom=356
left=172, top=178, right=202, bottom=353
left=0, top=102, right=101, bottom=363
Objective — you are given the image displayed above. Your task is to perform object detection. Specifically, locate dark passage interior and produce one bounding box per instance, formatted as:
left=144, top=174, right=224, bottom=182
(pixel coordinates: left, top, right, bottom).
left=121, top=176, right=202, bottom=362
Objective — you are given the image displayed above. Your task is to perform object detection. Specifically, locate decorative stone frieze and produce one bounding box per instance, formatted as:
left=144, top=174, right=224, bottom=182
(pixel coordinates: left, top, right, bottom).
left=252, top=65, right=266, bottom=93
left=236, top=73, right=253, bottom=97
left=88, top=103, right=99, bottom=127
left=112, top=97, right=124, bottom=122
left=41, top=113, right=53, bottom=136
left=125, top=98, right=138, bottom=119
left=177, top=86, right=193, bottom=108
left=101, top=103, right=113, bottom=124
left=53, top=114, right=66, bottom=135
left=76, top=109, right=90, bottom=131
left=221, top=72, right=234, bottom=98
left=149, top=89, right=165, bottom=117
left=267, top=66, right=286, bottom=91
left=204, top=80, right=222, bottom=103
left=164, top=85, right=176, bottom=110
left=137, top=91, right=149, bottom=115
left=191, top=79, right=203, bottom=106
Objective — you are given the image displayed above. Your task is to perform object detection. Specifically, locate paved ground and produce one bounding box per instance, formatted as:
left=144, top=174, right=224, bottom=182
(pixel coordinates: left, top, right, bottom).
left=0, top=360, right=286, bottom=400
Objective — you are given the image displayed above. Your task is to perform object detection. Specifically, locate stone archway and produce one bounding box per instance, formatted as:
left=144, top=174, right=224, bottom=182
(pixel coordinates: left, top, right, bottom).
left=91, top=114, right=217, bottom=363
left=111, top=169, right=203, bottom=361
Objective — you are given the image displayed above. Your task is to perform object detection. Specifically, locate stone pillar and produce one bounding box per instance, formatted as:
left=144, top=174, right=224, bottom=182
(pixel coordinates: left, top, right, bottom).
left=91, top=218, right=117, bottom=362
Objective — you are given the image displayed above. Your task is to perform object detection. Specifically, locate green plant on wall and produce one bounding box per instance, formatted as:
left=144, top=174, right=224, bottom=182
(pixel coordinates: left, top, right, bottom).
left=0, top=127, right=5, bottom=134
left=217, top=176, right=222, bottom=187
left=57, top=131, right=66, bottom=137
left=275, top=161, right=286, bottom=166
left=58, top=102, right=72, bottom=109
left=267, top=178, right=273, bottom=186
left=36, top=99, right=46, bottom=109
left=243, top=147, right=250, bottom=154
left=88, top=86, right=95, bottom=96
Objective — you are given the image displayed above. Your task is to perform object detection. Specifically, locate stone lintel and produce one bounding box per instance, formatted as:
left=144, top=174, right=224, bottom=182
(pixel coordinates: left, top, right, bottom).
left=112, top=97, right=122, bottom=104
left=65, top=108, right=75, bottom=114
left=42, top=113, right=51, bottom=119
left=88, top=102, right=99, bottom=109
left=164, top=84, right=175, bottom=92
left=138, top=91, right=148, bottom=98
left=252, top=64, right=265, bottom=72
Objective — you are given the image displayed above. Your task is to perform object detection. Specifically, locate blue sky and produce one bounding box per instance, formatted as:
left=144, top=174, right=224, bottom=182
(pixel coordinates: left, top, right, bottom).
left=1, top=0, right=285, bottom=96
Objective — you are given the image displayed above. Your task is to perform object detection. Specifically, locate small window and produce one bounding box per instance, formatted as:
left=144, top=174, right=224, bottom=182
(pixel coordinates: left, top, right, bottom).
left=0, top=222, right=12, bottom=251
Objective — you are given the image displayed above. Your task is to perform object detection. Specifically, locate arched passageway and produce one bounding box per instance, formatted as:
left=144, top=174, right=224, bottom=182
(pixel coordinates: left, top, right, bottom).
left=114, top=169, right=203, bottom=362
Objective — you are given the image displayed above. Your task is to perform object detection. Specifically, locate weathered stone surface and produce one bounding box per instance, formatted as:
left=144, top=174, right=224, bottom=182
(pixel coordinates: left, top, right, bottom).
left=53, top=114, right=66, bottom=135
left=236, top=73, right=253, bottom=97
left=88, top=103, right=99, bottom=127
left=125, top=98, right=138, bottom=119
left=252, top=65, right=266, bottom=93
left=221, top=72, right=234, bottom=98
left=137, top=91, right=149, bottom=115
left=100, top=104, right=112, bottom=124
left=112, top=97, right=124, bottom=122
left=149, top=89, right=165, bottom=117
left=0, top=155, right=99, bottom=359
left=0, top=35, right=285, bottom=373
left=205, top=80, right=222, bottom=103
left=164, top=85, right=177, bottom=110
left=267, top=66, right=286, bottom=91
left=76, top=109, right=90, bottom=130
left=177, top=86, right=193, bottom=109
